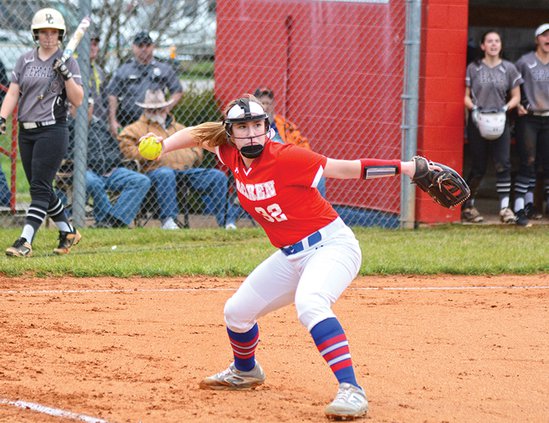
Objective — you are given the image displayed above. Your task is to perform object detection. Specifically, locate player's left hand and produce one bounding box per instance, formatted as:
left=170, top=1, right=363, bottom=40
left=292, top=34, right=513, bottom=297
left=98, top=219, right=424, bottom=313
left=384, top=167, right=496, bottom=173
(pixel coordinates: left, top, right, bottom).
left=53, top=59, right=73, bottom=81
left=411, top=156, right=470, bottom=209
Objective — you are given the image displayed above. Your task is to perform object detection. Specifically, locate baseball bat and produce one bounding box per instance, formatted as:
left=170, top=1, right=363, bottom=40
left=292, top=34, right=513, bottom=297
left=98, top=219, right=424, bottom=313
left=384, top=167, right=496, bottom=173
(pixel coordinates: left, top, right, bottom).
left=38, top=16, right=92, bottom=100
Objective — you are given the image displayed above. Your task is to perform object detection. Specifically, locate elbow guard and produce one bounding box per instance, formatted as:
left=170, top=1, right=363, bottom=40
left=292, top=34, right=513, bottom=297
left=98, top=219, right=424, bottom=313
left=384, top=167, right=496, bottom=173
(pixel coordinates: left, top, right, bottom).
left=360, top=159, right=401, bottom=180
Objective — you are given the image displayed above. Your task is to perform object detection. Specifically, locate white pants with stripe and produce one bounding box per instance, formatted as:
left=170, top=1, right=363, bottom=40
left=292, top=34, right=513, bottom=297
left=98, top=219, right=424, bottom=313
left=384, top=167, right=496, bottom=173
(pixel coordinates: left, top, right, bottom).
left=224, top=218, right=362, bottom=332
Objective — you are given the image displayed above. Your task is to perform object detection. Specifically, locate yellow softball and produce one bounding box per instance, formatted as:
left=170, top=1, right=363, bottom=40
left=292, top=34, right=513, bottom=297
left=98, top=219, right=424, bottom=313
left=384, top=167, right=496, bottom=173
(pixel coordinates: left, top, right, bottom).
left=138, top=136, right=163, bottom=160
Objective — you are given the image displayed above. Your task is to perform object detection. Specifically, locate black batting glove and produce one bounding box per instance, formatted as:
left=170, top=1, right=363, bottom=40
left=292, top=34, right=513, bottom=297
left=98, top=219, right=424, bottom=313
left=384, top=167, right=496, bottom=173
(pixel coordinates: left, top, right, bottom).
left=53, top=59, right=73, bottom=81
left=0, top=117, right=6, bottom=135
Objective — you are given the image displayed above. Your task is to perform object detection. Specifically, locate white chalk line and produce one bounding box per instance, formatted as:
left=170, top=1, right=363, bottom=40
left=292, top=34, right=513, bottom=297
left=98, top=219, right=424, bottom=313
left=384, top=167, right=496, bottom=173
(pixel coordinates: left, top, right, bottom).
left=0, top=398, right=108, bottom=423
left=0, top=285, right=547, bottom=296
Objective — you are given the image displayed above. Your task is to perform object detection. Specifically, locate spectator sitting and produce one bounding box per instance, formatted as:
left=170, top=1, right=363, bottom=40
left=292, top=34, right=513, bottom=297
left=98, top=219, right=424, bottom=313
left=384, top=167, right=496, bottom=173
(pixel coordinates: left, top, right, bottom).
left=1, top=60, right=11, bottom=206
left=117, top=89, right=238, bottom=229
left=0, top=58, right=8, bottom=103
left=0, top=166, right=10, bottom=207
left=106, top=31, right=183, bottom=137
left=254, top=86, right=326, bottom=197
left=66, top=33, right=151, bottom=228
left=83, top=119, right=151, bottom=228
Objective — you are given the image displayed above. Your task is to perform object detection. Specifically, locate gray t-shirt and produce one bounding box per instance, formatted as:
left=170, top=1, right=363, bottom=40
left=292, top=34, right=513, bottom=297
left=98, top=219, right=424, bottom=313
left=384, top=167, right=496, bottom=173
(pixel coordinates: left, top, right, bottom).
left=515, top=51, right=549, bottom=113
left=105, top=58, right=182, bottom=125
left=465, top=60, right=523, bottom=111
left=12, top=48, right=82, bottom=122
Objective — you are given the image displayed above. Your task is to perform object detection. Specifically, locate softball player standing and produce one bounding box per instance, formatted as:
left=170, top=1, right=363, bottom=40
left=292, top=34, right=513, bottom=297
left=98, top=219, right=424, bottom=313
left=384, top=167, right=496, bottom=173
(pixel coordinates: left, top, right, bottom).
left=463, top=30, right=522, bottom=225
left=514, top=23, right=549, bottom=225
left=143, top=95, right=430, bottom=420
left=0, top=8, right=83, bottom=257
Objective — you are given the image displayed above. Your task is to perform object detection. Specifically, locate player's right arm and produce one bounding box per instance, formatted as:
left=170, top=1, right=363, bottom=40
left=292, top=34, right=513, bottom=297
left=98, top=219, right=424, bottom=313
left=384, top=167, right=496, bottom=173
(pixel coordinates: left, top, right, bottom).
left=153, top=126, right=217, bottom=155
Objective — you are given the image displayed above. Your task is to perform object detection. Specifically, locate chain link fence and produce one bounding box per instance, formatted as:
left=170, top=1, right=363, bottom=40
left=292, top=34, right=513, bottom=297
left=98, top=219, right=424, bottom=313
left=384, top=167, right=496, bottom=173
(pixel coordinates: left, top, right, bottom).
left=1, top=0, right=413, bottom=230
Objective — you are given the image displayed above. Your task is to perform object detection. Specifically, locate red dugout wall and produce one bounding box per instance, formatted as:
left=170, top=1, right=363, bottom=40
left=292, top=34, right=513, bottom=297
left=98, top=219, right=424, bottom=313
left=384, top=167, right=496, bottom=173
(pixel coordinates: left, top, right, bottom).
left=215, top=0, right=468, bottom=224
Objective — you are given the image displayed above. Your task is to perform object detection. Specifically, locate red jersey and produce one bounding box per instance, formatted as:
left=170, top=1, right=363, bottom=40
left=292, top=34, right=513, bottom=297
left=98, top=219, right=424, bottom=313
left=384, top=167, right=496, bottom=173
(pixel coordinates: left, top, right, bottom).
left=217, top=140, right=339, bottom=248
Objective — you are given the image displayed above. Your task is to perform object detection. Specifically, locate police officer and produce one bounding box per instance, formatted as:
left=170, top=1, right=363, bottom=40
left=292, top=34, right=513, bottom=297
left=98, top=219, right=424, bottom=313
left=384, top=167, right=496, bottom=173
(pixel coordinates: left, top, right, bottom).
left=514, top=23, right=549, bottom=226
left=106, top=31, right=183, bottom=137
left=0, top=8, right=83, bottom=257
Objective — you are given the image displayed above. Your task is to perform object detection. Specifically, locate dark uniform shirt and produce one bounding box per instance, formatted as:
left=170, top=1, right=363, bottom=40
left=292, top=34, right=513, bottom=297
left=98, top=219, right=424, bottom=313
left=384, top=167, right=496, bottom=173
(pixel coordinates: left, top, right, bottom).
left=12, top=48, right=82, bottom=122
left=515, top=51, right=549, bottom=113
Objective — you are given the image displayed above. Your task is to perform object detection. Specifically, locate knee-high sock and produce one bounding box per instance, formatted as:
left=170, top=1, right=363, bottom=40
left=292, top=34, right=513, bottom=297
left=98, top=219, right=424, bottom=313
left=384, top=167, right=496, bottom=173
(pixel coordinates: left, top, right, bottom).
left=227, top=323, right=259, bottom=371
left=514, top=175, right=530, bottom=212
left=48, top=198, right=73, bottom=233
left=310, top=317, right=358, bottom=387
left=496, top=177, right=511, bottom=209
left=21, top=203, right=48, bottom=243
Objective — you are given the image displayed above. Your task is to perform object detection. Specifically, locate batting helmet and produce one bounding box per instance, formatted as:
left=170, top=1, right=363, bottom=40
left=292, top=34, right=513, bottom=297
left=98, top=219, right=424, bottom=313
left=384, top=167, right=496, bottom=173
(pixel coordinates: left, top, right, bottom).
left=473, top=111, right=506, bottom=141
left=31, top=8, right=66, bottom=41
left=224, top=97, right=270, bottom=158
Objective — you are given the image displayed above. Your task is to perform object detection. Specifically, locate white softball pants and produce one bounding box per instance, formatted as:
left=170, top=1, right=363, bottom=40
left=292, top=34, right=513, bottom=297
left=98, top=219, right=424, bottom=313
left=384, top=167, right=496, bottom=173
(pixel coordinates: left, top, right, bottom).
left=224, top=218, right=362, bottom=333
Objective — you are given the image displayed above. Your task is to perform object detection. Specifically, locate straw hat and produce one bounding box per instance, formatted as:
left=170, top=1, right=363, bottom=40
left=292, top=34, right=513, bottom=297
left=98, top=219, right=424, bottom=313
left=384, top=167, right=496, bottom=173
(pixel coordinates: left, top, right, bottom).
left=135, top=89, right=174, bottom=109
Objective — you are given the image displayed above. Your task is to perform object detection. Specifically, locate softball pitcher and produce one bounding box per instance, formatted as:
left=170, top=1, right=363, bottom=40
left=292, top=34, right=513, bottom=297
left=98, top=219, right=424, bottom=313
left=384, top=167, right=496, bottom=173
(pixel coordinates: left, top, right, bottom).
left=139, top=95, right=435, bottom=420
left=0, top=8, right=83, bottom=257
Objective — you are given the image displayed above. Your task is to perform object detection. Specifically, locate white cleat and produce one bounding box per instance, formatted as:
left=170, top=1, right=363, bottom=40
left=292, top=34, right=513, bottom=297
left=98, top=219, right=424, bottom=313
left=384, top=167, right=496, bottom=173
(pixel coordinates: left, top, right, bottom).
left=199, top=362, right=265, bottom=390
left=325, top=383, right=368, bottom=420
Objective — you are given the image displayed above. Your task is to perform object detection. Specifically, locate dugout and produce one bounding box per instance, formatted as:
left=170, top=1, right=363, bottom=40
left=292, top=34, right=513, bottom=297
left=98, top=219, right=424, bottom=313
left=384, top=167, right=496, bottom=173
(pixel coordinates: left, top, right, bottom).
left=214, top=0, right=549, bottom=225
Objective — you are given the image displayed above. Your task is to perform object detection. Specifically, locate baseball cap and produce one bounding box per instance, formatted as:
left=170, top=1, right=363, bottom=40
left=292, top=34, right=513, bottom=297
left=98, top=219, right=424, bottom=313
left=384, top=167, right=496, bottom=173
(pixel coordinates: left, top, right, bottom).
left=254, top=87, right=274, bottom=99
left=535, top=23, right=549, bottom=37
left=133, top=31, right=153, bottom=45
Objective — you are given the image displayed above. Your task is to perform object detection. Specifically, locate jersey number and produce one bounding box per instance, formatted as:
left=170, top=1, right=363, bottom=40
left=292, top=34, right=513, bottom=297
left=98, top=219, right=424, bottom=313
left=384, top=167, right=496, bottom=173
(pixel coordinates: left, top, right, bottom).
left=255, top=204, right=288, bottom=222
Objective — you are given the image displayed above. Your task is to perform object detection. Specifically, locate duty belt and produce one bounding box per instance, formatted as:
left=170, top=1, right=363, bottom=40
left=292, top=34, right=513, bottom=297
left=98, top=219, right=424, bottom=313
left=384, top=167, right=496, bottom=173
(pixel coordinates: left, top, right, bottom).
left=20, top=120, right=58, bottom=129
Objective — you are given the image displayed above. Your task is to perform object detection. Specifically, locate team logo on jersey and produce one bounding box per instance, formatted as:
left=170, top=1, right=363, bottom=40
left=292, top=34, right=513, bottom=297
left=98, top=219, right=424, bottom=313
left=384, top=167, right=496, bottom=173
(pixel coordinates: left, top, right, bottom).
left=235, top=179, right=276, bottom=201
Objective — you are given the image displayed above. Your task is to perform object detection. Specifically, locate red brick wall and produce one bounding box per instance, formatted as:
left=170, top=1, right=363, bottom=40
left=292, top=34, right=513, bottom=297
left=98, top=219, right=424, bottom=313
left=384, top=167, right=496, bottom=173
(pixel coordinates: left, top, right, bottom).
left=417, top=0, right=469, bottom=223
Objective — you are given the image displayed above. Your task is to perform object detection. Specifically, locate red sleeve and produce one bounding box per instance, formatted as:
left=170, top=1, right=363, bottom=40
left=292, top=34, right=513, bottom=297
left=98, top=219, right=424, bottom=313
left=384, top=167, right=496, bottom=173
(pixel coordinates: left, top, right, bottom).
left=276, top=144, right=327, bottom=187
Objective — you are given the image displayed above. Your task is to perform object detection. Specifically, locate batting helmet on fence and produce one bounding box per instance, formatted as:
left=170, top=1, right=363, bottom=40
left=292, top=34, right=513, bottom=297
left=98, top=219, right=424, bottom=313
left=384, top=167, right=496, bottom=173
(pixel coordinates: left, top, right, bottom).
left=31, top=8, right=66, bottom=41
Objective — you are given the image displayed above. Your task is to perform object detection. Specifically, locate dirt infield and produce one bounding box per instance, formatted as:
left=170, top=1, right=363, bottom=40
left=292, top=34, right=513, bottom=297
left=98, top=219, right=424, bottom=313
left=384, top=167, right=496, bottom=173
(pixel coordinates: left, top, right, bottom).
left=0, top=274, right=547, bottom=423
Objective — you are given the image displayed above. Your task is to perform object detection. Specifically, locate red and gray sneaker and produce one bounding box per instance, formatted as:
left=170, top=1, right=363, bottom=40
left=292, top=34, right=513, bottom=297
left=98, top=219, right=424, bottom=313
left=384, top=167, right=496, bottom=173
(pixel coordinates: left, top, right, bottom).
left=5, top=237, right=32, bottom=257
left=199, top=362, right=265, bottom=390
left=53, top=229, right=82, bottom=255
left=325, top=383, right=369, bottom=420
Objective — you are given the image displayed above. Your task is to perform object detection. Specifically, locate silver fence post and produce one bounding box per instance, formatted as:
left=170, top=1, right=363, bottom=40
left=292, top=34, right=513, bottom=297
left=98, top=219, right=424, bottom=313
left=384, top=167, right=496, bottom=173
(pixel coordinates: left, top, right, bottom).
left=72, top=0, right=92, bottom=227
left=401, top=0, right=422, bottom=229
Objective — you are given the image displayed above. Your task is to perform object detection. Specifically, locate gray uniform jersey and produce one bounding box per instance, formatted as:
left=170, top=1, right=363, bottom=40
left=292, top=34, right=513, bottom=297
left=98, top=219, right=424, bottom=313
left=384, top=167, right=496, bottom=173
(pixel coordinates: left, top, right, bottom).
left=466, top=60, right=523, bottom=111
left=11, top=48, right=82, bottom=122
left=515, top=51, right=549, bottom=112
left=106, top=59, right=182, bottom=124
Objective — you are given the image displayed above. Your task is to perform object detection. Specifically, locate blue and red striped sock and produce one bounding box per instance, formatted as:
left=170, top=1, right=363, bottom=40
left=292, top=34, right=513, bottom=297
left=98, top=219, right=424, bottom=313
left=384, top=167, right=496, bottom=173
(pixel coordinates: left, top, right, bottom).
left=310, top=317, right=358, bottom=387
left=227, top=323, right=259, bottom=371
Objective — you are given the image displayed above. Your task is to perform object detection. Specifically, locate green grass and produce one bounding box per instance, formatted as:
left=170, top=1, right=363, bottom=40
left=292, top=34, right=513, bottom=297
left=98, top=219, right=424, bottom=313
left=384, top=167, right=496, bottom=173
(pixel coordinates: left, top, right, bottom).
left=0, top=224, right=547, bottom=277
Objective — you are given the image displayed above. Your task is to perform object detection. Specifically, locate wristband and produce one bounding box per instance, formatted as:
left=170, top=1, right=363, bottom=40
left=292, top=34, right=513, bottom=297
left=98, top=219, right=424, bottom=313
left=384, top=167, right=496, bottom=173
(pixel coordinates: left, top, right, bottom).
left=360, top=159, right=401, bottom=180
